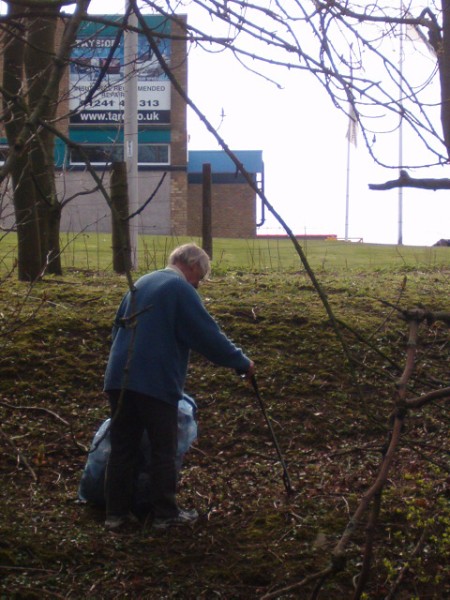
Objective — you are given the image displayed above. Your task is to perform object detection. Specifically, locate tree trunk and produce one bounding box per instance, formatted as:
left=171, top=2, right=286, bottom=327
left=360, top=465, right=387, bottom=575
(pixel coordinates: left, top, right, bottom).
left=2, top=6, right=42, bottom=281
left=439, top=0, right=450, bottom=158
left=12, top=162, right=43, bottom=281
left=47, top=201, right=62, bottom=272
left=25, top=7, right=62, bottom=275
left=110, top=162, right=132, bottom=274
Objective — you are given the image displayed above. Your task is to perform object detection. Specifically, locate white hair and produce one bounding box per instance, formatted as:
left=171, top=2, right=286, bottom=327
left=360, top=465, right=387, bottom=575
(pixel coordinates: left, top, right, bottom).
left=168, top=243, right=211, bottom=279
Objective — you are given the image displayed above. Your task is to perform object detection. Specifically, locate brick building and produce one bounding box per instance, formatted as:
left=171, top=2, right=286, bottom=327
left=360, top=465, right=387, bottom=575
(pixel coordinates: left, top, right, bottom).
left=187, top=150, right=264, bottom=238
left=0, top=14, right=263, bottom=239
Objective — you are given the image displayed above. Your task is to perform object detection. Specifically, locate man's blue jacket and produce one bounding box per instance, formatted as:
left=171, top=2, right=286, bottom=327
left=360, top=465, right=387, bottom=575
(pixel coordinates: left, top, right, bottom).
left=104, top=268, right=251, bottom=405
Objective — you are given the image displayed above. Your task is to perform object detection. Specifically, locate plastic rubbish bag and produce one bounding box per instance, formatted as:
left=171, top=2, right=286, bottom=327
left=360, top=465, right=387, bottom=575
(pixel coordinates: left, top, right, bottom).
left=78, top=394, right=197, bottom=511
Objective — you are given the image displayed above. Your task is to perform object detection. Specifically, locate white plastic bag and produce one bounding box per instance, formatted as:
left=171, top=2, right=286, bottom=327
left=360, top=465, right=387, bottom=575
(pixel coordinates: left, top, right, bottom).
left=77, top=395, right=197, bottom=511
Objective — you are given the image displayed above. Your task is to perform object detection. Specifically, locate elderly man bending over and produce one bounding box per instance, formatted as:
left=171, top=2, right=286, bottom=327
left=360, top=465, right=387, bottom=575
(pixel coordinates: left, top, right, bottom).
left=103, top=243, right=255, bottom=532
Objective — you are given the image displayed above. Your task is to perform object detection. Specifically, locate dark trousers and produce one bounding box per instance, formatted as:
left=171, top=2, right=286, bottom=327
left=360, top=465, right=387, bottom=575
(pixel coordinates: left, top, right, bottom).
left=104, top=389, right=179, bottom=519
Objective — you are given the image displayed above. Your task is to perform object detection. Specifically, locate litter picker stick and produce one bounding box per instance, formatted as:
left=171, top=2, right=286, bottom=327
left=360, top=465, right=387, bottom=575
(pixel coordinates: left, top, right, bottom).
left=250, top=375, right=294, bottom=495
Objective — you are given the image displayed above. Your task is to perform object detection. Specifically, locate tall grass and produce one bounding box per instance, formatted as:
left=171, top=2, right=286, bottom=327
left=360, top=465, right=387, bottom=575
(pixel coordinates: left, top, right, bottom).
left=1, top=232, right=449, bottom=275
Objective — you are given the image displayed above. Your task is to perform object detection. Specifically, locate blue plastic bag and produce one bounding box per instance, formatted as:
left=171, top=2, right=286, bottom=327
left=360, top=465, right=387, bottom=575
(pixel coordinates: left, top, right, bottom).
left=78, top=395, right=197, bottom=511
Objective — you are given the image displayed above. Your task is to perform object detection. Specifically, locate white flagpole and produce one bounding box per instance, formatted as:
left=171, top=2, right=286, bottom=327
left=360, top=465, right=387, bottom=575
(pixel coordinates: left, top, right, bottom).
left=345, top=124, right=351, bottom=242
left=398, top=1, right=404, bottom=246
left=345, top=48, right=357, bottom=242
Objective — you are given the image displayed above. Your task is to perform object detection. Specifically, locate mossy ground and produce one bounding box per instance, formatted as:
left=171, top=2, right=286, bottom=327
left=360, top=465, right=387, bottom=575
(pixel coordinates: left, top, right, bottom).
left=0, top=267, right=449, bottom=599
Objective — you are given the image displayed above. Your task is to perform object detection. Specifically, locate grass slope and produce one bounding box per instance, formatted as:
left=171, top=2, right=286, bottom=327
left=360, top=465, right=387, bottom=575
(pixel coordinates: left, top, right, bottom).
left=0, top=250, right=449, bottom=598
left=2, top=233, right=450, bottom=273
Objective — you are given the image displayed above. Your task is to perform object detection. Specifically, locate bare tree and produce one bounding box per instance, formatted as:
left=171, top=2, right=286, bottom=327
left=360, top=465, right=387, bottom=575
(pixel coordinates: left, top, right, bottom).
left=2, top=2, right=42, bottom=281
left=144, top=1, right=448, bottom=183
left=0, top=0, right=91, bottom=280
left=0, top=3, right=166, bottom=280
left=25, top=2, right=62, bottom=274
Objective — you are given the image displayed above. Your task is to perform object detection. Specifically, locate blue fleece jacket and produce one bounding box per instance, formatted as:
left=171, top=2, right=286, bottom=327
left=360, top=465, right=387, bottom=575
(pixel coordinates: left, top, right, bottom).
left=103, top=268, right=251, bottom=404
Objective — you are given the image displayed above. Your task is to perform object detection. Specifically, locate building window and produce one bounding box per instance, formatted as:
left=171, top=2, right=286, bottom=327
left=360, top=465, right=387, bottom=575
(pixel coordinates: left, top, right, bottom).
left=138, top=144, right=170, bottom=165
left=69, top=143, right=170, bottom=166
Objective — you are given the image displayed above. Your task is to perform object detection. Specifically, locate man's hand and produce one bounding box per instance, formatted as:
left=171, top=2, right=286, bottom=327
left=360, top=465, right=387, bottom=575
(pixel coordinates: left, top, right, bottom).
left=243, top=360, right=255, bottom=380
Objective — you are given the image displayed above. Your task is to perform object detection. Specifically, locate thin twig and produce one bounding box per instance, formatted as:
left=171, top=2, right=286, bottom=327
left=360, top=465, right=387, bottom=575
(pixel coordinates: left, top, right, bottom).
left=0, top=400, right=70, bottom=425
left=0, top=425, right=37, bottom=481
left=0, top=401, right=89, bottom=453
left=260, top=566, right=334, bottom=600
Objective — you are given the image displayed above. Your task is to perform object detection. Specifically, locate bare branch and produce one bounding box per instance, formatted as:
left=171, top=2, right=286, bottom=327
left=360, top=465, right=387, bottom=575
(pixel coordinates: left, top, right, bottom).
left=0, top=424, right=37, bottom=481
left=369, top=170, right=450, bottom=191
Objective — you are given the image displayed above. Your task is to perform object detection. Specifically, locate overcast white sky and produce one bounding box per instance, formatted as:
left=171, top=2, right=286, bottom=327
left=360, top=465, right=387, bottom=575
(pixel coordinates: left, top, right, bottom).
left=183, top=3, right=450, bottom=247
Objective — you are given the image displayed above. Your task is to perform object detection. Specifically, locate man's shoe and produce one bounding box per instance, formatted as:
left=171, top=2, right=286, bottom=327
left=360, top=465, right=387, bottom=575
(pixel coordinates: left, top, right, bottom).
left=105, top=512, right=139, bottom=533
left=152, top=508, right=199, bottom=530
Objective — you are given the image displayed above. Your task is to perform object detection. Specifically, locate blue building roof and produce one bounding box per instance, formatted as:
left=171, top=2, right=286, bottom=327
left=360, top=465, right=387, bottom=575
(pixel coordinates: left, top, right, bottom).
left=188, top=150, right=263, bottom=174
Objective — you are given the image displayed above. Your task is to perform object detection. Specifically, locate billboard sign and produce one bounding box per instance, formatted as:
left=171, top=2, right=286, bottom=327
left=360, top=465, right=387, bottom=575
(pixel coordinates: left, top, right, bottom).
left=70, top=17, right=171, bottom=125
